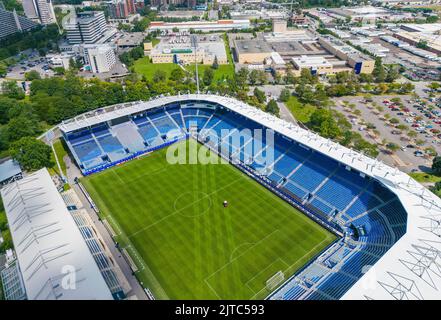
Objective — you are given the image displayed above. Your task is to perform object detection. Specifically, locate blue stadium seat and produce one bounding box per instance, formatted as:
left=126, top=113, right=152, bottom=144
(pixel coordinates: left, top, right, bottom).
left=316, top=175, right=361, bottom=211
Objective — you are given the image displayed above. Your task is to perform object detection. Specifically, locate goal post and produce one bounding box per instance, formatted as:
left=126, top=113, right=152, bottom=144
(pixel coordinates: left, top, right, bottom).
left=266, top=271, right=285, bottom=291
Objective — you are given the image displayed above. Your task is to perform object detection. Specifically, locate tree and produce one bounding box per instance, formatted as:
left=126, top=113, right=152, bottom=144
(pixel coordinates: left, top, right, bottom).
left=6, top=115, right=41, bottom=142
left=386, top=66, right=399, bottom=83
left=203, top=67, right=214, bottom=86
left=132, top=17, right=150, bottom=32
left=372, top=58, right=385, bottom=83
left=253, top=87, right=266, bottom=104
left=432, top=156, right=441, bottom=176
left=212, top=56, right=219, bottom=70
left=153, top=69, right=167, bottom=83
left=0, top=63, right=7, bottom=77
left=416, top=40, right=428, bottom=50
left=235, top=68, right=249, bottom=88
left=249, top=69, right=259, bottom=85
left=309, top=108, right=341, bottom=139
left=25, top=70, right=41, bottom=81
left=9, top=137, right=52, bottom=171
left=386, top=143, right=399, bottom=154
left=265, top=99, right=279, bottom=116
left=279, top=88, right=291, bottom=102
left=1, top=80, right=25, bottom=100
left=170, top=68, right=185, bottom=83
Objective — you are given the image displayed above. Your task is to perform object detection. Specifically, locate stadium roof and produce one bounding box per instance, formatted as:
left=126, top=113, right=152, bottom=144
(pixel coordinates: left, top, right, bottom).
left=59, top=94, right=441, bottom=300
left=0, top=169, right=113, bottom=300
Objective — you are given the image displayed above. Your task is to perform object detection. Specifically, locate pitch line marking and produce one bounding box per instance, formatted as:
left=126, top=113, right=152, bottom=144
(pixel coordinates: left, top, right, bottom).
left=244, top=257, right=290, bottom=289
left=173, top=191, right=213, bottom=217
left=127, top=176, right=244, bottom=238
left=106, top=215, right=122, bottom=236
left=229, top=242, right=254, bottom=262
left=204, top=278, right=222, bottom=300
left=205, top=229, right=281, bottom=284
left=125, top=245, right=146, bottom=271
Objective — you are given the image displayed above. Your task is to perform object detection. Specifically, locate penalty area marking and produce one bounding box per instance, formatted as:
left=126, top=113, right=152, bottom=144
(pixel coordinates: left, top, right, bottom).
left=204, top=278, right=223, bottom=300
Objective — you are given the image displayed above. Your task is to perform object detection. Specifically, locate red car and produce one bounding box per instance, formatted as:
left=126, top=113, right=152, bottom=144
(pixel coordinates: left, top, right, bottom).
left=383, top=100, right=390, bottom=104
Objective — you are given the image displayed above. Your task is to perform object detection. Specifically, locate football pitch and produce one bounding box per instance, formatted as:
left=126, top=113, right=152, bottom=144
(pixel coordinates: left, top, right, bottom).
left=81, top=140, right=336, bottom=299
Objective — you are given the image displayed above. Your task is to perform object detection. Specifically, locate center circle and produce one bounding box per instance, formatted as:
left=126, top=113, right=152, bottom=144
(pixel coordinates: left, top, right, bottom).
left=174, top=191, right=212, bottom=217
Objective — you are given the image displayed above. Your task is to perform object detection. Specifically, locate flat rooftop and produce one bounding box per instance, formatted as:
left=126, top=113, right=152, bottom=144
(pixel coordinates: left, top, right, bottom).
left=234, top=39, right=273, bottom=54
left=152, top=34, right=227, bottom=61
left=292, top=55, right=332, bottom=68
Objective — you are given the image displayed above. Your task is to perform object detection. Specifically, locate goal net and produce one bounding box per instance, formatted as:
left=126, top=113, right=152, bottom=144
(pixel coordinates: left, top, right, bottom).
left=266, top=271, right=285, bottom=291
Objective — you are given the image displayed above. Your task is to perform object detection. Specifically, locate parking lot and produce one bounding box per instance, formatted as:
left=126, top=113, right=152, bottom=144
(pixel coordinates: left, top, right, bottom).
left=332, top=93, right=441, bottom=172
left=5, top=49, right=54, bottom=80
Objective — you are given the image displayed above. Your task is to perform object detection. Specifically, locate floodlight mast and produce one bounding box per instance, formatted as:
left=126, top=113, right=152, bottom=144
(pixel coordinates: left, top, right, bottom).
left=192, top=35, right=200, bottom=94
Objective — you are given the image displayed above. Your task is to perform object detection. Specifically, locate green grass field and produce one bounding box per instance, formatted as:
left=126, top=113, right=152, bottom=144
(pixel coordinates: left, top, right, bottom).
left=133, top=58, right=235, bottom=83
left=82, top=140, right=335, bottom=299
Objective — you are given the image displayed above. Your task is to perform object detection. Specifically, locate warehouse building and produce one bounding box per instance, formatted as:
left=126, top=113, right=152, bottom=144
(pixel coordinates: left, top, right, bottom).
left=233, top=39, right=273, bottom=64
left=292, top=56, right=333, bottom=75
left=318, top=35, right=375, bottom=74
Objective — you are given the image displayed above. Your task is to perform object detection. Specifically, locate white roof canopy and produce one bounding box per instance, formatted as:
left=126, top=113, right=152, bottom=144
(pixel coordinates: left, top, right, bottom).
left=0, top=169, right=113, bottom=300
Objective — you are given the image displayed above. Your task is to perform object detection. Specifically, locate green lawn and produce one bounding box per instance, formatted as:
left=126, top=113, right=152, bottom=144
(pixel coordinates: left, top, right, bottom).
left=48, top=139, right=69, bottom=176
left=186, top=64, right=235, bottom=83
left=285, top=96, right=316, bottom=123
left=133, top=57, right=235, bottom=83
left=82, top=140, right=335, bottom=300
left=409, top=171, right=441, bottom=184
left=133, top=57, right=181, bottom=81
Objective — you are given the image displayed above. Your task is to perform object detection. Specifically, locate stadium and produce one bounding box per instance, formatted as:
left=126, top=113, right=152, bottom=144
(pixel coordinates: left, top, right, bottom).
left=3, top=93, right=441, bottom=300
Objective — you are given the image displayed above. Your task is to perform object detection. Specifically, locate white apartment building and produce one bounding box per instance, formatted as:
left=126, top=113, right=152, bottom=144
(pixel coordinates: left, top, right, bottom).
left=22, top=0, right=56, bottom=25
left=84, top=44, right=116, bottom=73
left=65, top=11, right=109, bottom=44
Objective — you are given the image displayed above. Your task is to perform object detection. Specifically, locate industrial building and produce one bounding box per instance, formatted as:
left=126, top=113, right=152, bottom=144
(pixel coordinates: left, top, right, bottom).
left=149, top=19, right=251, bottom=32
left=230, top=9, right=289, bottom=21
left=149, top=34, right=228, bottom=65
left=231, top=30, right=374, bottom=75
left=326, top=6, right=412, bottom=24
left=292, top=56, right=333, bottom=75
left=233, top=38, right=273, bottom=64
left=318, top=35, right=375, bottom=74
left=394, top=31, right=441, bottom=56
left=0, top=4, right=38, bottom=40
